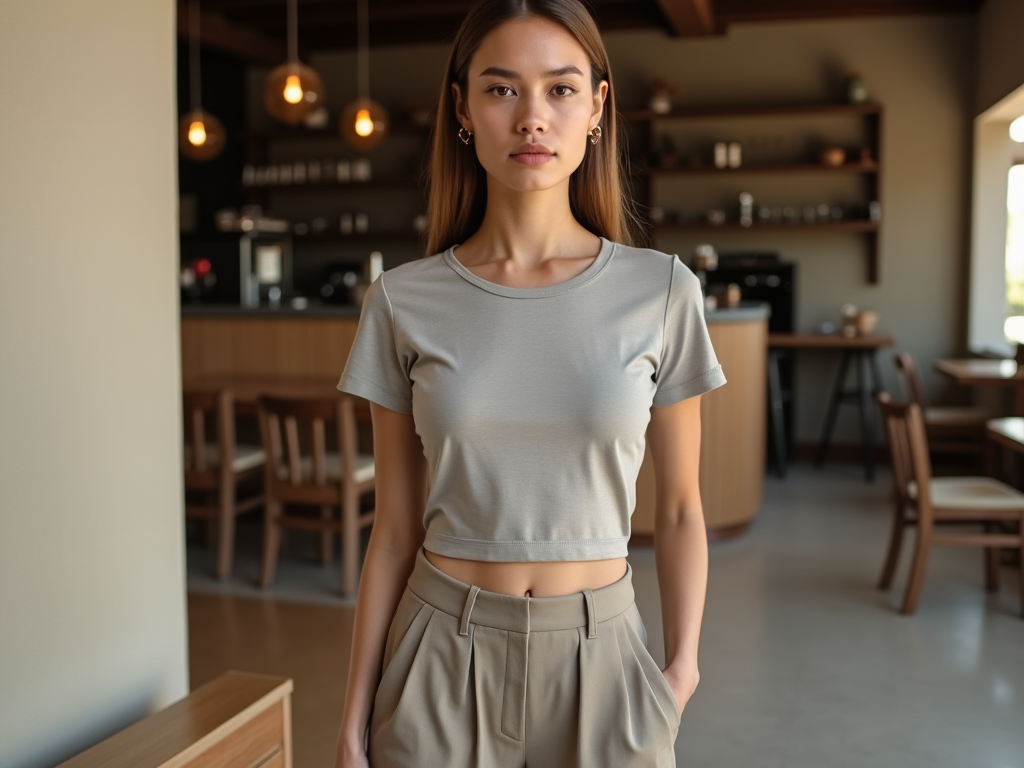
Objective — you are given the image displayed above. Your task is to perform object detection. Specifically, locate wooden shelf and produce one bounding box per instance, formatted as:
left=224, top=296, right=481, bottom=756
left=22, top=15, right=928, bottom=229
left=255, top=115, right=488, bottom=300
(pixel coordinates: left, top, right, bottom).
left=294, top=228, right=423, bottom=242
left=620, top=100, right=883, bottom=284
left=620, top=102, right=882, bottom=122
left=654, top=220, right=878, bottom=233
left=635, top=161, right=878, bottom=176
left=243, top=174, right=422, bottom=192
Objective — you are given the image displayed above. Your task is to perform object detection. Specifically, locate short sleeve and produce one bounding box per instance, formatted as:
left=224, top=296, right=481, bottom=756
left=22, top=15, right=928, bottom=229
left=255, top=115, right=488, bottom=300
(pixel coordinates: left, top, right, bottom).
left=652, top=255, right=728, bottom=407
left=336, top=273, right=413, bottom=414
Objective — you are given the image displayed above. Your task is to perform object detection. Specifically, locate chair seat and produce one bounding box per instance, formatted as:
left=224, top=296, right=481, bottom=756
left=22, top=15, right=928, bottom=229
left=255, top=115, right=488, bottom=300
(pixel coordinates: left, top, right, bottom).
left=276, top=452, right=375, bottom=485
left=923, top=406, right=989, bottom=427
left=908, top=477, right=1024, bottom=511
left=185, top=444, right=266, bottom=473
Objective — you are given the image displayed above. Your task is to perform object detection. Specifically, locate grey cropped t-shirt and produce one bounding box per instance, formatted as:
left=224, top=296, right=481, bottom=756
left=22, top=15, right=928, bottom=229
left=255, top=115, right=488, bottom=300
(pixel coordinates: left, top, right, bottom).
left=337, top=236, right=727, bottom=561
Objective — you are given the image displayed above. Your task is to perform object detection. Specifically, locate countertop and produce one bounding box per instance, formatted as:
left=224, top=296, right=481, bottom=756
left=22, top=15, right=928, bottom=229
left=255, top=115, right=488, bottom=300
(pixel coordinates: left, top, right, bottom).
left=181, top=303, right=362, bottom=318
left=705, top=301, right=771, bottom=323
left=181, top=299, right=771, bottom=322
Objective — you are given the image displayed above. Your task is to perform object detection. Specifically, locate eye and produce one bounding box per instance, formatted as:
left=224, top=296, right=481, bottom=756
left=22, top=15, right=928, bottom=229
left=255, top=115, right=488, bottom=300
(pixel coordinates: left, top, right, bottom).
left=553, top=85, right=577, bottom=97
left=489, top=85, right=515, bottom=97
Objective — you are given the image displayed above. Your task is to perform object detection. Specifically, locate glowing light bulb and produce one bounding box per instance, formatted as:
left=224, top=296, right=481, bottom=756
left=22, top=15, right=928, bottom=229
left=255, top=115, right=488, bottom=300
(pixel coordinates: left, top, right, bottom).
left=1011, top=115, right=1024, bottom=144
left=354, top=108, right=375, bottom=137
left=283, top=75, right=304, bottom=105
left=188, top=120, right=208, bottom=146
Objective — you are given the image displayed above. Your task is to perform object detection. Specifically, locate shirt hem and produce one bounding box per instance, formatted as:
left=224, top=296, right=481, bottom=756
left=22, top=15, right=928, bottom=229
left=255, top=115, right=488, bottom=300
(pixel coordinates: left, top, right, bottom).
left=336, top=373, right=412, bottom=414
left=652, top=365, right=727, bottom=407
left=423, top=530, right=630, bottom=562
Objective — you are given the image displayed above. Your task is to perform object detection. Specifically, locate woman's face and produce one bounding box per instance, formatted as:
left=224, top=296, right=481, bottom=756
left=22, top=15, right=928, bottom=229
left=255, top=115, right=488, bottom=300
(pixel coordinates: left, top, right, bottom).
left=452, top=15, right=608, bottom=192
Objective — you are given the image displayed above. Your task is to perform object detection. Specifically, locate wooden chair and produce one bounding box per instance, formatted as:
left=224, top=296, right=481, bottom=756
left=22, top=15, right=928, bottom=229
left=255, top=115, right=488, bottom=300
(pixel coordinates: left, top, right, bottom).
left=894, top=351, right=989, bottom=463
left=876, top=392, right=1024, bottom=615
left=183, top=389, right=266, bottom=580
left=257, top=395, right=375, bottom=595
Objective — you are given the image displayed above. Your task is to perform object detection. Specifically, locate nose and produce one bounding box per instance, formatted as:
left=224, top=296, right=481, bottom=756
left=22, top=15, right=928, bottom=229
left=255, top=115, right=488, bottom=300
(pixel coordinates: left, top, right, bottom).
left=515, top=91, right=548, bottom=135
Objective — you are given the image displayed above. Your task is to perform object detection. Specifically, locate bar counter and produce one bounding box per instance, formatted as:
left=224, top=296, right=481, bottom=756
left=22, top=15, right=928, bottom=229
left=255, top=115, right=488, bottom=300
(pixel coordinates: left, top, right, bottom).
left=181, top=300, right=769, bottom=541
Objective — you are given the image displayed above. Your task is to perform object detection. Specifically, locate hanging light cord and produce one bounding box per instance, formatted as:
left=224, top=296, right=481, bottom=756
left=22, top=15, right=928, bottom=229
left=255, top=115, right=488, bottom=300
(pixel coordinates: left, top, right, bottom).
left=189, top=0, right=202, bottom=111
left=357, top=0, right=369, bottom=100
left=287, top=0, right=298, bottom=63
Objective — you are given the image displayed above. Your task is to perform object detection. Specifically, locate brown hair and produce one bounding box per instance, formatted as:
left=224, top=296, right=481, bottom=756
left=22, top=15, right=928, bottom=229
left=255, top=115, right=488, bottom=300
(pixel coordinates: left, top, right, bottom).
left=422, top=0, right=644, bottom=257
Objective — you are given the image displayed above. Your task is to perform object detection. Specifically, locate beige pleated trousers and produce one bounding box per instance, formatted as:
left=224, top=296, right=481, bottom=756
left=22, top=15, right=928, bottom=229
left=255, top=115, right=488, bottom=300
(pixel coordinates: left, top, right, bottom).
left=368, top=547, right=680, bottom=768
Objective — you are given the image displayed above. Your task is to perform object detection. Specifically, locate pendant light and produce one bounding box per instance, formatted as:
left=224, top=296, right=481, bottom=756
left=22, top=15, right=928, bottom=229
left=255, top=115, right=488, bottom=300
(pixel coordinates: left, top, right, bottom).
left=179, top=0, right=225, bottom=161
left=263, top=0, right=325, bottom=125
left=340, top=0, right=389, bottom=151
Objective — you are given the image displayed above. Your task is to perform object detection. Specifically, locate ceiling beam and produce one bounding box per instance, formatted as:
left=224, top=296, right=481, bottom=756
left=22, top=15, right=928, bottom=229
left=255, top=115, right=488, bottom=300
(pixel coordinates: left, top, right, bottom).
left=176, top=2, right=286, bottom=64
left=654, top=0, right=717, bottom=36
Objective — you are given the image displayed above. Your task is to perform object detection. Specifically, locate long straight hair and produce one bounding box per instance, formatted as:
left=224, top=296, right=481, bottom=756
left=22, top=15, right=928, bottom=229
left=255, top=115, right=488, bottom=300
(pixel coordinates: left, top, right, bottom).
left=422, top=0, right=644, bottom=257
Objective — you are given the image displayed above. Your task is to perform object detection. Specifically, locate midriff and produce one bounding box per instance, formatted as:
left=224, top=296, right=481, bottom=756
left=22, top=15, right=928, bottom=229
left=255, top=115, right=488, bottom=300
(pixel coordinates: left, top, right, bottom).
left=423, top=549, right=628, bottom=597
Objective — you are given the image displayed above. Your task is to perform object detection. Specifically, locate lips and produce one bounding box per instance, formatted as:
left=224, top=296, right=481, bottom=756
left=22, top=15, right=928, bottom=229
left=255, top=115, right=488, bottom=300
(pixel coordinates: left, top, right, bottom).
left=511, top=144, right=553, bottom=156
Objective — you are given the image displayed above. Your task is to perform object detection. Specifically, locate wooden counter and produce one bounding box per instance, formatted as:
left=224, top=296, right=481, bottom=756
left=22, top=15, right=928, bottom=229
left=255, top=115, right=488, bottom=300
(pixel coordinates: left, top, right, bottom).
left=631, top=308, right=768, bottom=541
left=182, top=305, right=767, bottom=541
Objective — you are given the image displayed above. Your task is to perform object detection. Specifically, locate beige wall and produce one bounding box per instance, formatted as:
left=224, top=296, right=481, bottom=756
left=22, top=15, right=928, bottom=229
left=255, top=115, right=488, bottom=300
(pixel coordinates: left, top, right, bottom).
left=0, top=2, right=188, bottom=767
left=605, top=17, right=975, bottom=441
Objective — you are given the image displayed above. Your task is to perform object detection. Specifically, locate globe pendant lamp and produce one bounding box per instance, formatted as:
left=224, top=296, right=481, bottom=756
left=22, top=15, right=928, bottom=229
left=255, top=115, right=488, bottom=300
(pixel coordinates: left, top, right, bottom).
left=264, top=0, right=324, bottom=125
left=340, top=0, right=388, bottom=150
left=179, top=0, right=225, bottom=161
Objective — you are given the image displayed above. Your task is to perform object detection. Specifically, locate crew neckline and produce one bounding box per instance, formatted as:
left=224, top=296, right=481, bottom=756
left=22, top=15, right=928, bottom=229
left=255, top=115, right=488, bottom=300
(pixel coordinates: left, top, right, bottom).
left=442, top=236, right=615, bottom=298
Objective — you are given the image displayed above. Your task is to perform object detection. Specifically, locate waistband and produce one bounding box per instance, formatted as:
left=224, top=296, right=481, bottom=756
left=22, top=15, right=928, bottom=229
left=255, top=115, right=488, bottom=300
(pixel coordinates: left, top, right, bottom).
left=407, top=546, right=635, bottom=635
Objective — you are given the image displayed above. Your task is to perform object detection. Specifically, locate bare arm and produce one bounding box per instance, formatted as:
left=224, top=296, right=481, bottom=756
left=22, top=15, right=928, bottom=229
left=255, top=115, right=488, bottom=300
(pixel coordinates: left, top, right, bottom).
left=334, top=402, right=428, bottom=766
left=645, top=394, right=707, bottom=716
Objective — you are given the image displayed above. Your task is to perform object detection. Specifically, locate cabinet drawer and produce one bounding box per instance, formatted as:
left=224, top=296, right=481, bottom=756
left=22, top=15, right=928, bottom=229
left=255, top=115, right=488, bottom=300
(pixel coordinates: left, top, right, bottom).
left=184, top=701, right=284, bottom=768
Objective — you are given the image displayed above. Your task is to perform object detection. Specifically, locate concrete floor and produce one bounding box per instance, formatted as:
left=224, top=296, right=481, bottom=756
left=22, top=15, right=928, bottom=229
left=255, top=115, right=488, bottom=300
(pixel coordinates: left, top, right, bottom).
left=188, top=462, right=1024, bottom=767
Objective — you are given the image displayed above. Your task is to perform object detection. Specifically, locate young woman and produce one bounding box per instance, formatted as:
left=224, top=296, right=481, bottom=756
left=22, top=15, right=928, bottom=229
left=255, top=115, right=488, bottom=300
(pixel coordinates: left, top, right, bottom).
left=334, top=2, right=725, bottom=766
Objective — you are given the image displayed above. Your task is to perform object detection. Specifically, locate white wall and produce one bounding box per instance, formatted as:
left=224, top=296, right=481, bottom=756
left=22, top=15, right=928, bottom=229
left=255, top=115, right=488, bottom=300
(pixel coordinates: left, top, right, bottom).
left=0, top=2, right=188, bottom=767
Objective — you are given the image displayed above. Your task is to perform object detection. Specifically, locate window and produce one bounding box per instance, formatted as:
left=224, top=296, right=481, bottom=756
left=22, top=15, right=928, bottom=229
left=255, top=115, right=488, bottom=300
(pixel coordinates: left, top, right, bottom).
left=1004, top=164, right=1024, bottom=344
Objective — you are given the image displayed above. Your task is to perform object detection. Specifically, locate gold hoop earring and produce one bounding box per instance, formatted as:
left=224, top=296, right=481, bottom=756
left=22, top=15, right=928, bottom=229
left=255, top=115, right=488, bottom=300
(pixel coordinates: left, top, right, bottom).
left=458, top=126, right=473, bottom=145
left=588, top=125, right=602, bottom=145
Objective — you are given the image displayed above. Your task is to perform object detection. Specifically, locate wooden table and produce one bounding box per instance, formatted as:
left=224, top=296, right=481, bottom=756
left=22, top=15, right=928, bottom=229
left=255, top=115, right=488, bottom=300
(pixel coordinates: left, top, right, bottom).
left=986, top=416, right=1024, bottom=452
left=935, top=358, right=1024, bottom=415
left=768, top=332, right=895, bottom=481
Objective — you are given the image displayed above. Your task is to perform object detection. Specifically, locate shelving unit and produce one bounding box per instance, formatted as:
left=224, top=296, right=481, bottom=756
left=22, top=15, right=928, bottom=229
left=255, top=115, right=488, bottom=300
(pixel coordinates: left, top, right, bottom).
left=239, top=119, right=432, bottom=244
left=621, top=102, right=884, bottom=283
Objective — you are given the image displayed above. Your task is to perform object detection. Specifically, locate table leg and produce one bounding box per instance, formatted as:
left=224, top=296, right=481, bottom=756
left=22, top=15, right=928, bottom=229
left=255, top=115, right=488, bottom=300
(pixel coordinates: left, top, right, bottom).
left=767, top=349, right=787, bottom=479
left=815, top=350, right=852, bottom=468
left=858, top=350, right=875, bottom=482
left=1015, top=385, right=1024, bottom=417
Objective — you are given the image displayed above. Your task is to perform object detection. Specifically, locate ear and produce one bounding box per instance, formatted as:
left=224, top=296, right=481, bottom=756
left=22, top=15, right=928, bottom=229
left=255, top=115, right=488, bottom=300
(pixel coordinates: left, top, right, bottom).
left=451, top=82, right=472, bottom=131
left=590, top=79, right=609, bottom=131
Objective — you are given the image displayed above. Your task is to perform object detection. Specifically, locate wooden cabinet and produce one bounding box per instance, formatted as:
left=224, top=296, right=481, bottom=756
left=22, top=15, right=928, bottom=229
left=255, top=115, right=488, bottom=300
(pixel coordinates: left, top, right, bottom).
left=622, top=102, right=884, bottom=283
left=631, top=310, right=768, bottom=541
left=57, top=671, right=293, bottom=768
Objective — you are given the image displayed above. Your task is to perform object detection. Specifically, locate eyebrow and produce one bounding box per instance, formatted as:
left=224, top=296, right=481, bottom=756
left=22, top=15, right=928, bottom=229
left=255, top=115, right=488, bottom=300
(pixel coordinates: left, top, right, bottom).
left=478, top=65, right=584, bottom=79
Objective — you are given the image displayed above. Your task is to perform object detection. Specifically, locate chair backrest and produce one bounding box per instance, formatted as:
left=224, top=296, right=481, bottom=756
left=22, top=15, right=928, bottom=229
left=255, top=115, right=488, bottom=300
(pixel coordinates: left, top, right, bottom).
left=182, top=388, right=233, bottom=482
left=893, top=352, right=928, bottom=408
left=876, top=392, right=934, bottom=514
left=257, top=395, right=359, bottom=493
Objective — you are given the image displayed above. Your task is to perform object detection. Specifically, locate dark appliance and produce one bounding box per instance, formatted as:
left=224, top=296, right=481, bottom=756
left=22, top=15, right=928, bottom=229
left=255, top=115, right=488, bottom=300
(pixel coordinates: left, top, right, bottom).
left=705, top=252, right=796, bottom=464
left=180, top=231, right=293, bottom=307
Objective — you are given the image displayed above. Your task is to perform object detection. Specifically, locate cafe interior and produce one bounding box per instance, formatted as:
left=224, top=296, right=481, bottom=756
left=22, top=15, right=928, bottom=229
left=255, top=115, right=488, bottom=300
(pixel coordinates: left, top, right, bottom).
left=3, top=0, right=1024, bottom=766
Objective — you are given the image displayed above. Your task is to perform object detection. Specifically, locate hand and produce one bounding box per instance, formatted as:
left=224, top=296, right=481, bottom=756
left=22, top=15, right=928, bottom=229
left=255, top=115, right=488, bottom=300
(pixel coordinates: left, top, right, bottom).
left=661, top=660, right=699, bottom=719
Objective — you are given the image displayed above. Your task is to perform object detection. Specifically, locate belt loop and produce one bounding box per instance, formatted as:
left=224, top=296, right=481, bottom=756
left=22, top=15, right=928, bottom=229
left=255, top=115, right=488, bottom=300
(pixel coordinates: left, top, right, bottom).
left=583, top=588, right=597, bottom=639
left=459, top=585, right=481, bottom=637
